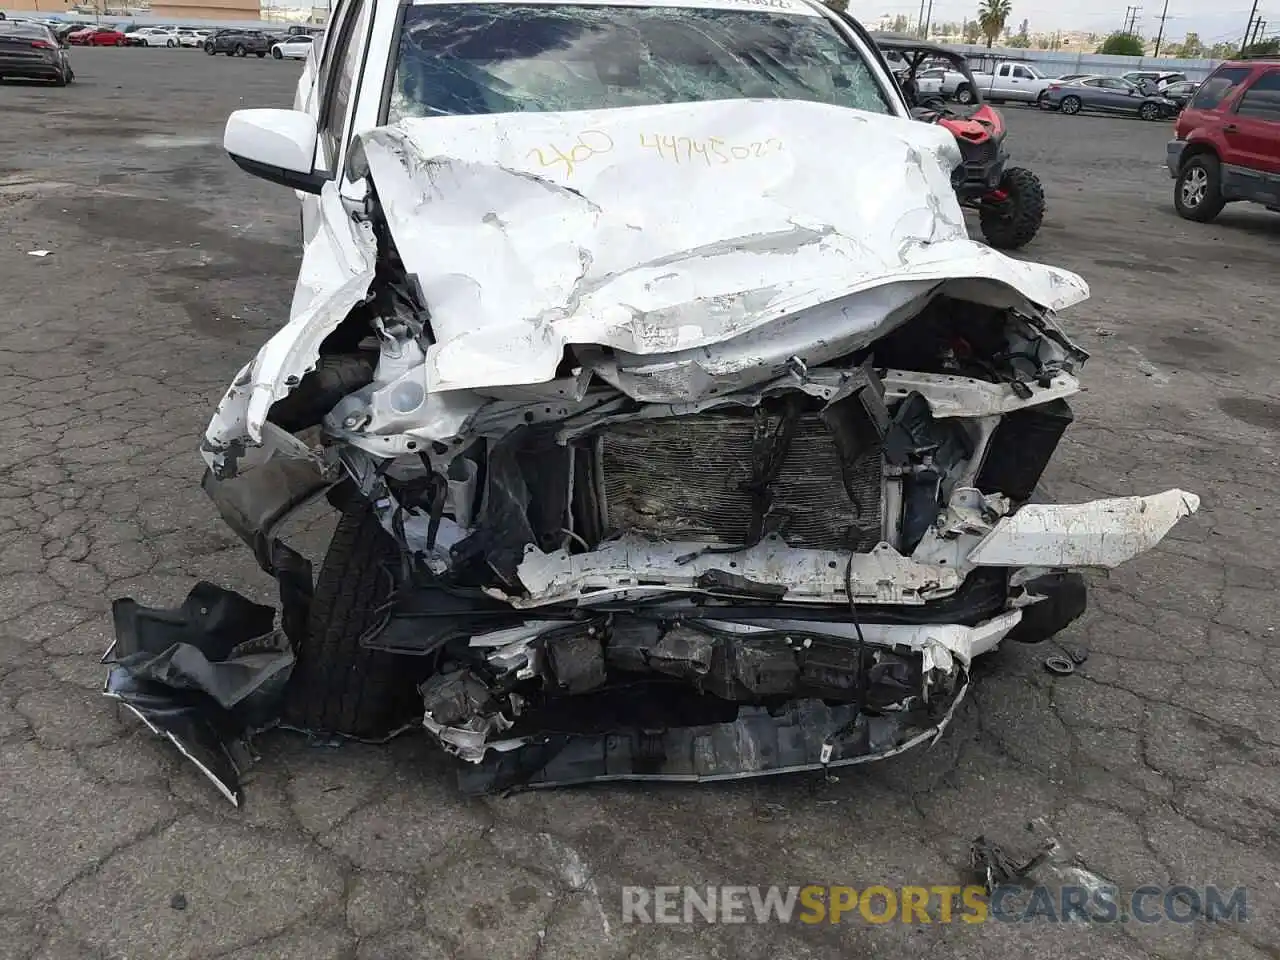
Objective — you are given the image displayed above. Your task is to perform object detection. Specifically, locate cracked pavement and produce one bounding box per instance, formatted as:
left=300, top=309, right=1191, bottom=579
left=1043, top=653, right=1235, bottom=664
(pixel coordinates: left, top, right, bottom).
left=2, top=49, right=1279, bottom=960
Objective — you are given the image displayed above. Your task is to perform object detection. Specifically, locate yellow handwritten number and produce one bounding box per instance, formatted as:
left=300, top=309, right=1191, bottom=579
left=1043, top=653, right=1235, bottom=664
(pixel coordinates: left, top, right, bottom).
left=527, top=129, right=615, bottom=177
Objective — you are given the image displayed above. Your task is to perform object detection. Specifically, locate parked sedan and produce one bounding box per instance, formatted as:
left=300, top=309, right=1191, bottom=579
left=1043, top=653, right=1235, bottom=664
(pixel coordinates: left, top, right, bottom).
left=270, top=35, right=313, bottom=60
left=128, top=27, right=180, bottom=47
left=1043, top=75, right=1179, bottom=120
left=0, top=19, right=73, bottom=84
left=1122, top=70, right=1187, bottom=94
left=54, top=22, right=89, bottom=44
left=68, top=26, right=127, bottom=46
left=1161, top=80, right=1200, bottom=109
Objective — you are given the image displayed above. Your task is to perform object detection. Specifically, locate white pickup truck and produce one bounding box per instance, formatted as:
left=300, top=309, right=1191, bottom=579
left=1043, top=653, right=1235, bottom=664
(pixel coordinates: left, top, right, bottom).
left=958, top=60, right=1055, bottom=105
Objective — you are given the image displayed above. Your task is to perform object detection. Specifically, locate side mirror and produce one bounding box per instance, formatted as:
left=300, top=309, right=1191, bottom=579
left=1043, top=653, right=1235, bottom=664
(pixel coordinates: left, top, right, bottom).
left=224, top=108, right=325, bottom=195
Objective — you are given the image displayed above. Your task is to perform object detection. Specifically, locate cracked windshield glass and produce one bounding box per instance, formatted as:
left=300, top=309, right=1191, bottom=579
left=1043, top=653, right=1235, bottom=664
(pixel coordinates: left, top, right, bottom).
left=388, top=2, right=892, bottom=120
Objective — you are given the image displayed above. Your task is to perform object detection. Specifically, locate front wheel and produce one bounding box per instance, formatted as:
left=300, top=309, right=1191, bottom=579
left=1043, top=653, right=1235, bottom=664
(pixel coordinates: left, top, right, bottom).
left=1060, top=95, right=1082, bottom=115
left=272, top=47, right=282, bottom=58
left=978, top=167, right=1045, bottom=250
left=167, top=39, right=176, bottom=47
left=205, top=43, right=215, bottom=54
left=280, top=502, right=421, bottom=739
left=955, top=84, right=974, bottom=105
left=1174, top=154, right=1226, bottom=222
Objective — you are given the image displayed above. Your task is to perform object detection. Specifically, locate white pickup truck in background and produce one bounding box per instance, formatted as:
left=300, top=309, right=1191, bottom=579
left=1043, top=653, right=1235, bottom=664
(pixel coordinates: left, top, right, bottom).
left=958, top=60, right=1056, bottom=104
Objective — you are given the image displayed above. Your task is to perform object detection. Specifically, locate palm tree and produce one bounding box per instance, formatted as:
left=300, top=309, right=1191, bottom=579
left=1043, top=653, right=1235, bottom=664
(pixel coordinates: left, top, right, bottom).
left=977, top=0, right=1012, bottom=47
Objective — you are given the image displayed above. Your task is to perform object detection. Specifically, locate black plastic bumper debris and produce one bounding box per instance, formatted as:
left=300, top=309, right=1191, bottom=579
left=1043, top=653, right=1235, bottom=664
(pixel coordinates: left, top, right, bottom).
left=103, top=572, right=307, bottom=806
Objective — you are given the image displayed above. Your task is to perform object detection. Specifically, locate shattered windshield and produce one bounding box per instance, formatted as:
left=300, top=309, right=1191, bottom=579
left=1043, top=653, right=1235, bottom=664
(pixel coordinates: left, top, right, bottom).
left=387, top=2, right=892, bottom=120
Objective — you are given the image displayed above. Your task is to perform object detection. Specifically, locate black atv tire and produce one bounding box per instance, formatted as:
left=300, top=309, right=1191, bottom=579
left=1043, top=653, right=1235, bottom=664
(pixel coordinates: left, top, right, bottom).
left=281, top=502, right=421, bottom=738
left=1174, top=153, right=1226, bottom=223
left=265, top=354, right=375, bottom=433
left=979, top=167, right=1045, bottom=250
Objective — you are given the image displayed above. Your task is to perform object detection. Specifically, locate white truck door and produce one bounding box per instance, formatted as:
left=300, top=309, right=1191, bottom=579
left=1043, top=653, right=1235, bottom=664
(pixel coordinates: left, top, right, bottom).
left=1010, top=64, right=1037, bottom=100
left=992, top=63, right=1012, bottom=96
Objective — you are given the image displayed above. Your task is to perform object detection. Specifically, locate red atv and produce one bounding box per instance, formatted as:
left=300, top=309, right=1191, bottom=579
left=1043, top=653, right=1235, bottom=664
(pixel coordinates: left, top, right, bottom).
left=872, top=34, right=1045, bottom=250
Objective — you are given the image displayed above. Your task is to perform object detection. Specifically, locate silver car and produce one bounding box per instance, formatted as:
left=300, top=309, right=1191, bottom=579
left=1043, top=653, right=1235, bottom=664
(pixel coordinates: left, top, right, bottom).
left=1043, top=75, right=1178, bottom=121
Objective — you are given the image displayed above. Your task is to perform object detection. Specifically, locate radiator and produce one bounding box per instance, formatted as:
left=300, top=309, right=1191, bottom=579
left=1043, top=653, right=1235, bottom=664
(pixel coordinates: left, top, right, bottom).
left=598, top=408, right=884, bottom=552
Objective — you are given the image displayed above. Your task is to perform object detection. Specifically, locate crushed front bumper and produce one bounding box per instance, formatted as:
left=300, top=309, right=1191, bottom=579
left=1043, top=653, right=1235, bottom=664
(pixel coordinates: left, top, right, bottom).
left=107, top=463, right=1197, bottom=800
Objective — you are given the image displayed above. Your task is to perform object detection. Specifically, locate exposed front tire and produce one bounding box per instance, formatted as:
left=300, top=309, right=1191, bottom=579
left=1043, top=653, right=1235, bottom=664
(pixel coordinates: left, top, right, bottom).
left=979, top=166, right=1045, bottom=250
left=1060, top=95, right=1082, bottom=115
left=1174, top=153, right=1226, bottom=223
left=265, top=354, right=375, bottom=433
left=280, top=502, right=421, bottom=739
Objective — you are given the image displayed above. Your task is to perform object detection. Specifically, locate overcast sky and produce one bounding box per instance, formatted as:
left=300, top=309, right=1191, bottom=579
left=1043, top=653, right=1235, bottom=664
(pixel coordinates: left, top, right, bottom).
left=867, top=1, right=1265, bottom=43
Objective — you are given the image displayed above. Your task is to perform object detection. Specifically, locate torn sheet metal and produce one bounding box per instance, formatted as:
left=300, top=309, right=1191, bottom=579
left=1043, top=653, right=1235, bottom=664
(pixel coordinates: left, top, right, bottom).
left=104, top=583, right=298, bottom=805
left=203, top=268, right=376, bottom=464
left=359, top=99, right=1089, bottom=400
left=203, top=99, right=1092, bottom=464
left=701, top=610, right=1024, bottom=665
left=966, top=489, right=1201, bottom=568
left=507, top=537, right=963, bottom=608
left=882, top=369, right=1080, bottom=418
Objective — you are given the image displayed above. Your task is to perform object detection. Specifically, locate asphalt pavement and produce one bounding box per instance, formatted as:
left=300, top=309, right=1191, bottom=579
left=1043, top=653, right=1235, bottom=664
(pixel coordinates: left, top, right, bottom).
left=1, top=48, right=1278, bottom=960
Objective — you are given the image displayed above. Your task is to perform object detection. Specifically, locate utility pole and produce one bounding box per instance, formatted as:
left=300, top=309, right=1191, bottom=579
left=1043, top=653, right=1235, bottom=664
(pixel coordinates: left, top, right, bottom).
left=1241, top=0, right=1260, bottom=56
left=923, top=0, right=935, bottom=38
left=917, top=0, right=926, bottom=37
left=1153, top=0, right=1170, bottom=56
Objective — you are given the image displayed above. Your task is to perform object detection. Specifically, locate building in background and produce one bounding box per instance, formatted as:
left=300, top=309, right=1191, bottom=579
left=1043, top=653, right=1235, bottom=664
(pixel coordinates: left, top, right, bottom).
left=3, top=0, right=80, bottom=12
left=149, top=0, right=260, bottom=20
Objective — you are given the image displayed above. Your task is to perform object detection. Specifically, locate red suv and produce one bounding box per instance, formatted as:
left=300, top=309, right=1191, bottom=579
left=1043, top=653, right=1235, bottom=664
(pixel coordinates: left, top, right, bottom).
left=1167, top=59, right=1280, bottom=222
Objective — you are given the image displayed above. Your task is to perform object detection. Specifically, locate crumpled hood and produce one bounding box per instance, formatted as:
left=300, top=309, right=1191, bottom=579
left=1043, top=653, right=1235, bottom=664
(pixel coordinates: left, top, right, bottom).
left=359, top=98, right=1088, bottom=397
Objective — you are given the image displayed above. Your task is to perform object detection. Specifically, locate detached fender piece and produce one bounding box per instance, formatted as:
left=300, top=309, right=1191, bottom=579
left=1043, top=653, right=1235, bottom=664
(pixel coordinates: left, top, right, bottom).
left=966, top=489, right=1200, bottom=568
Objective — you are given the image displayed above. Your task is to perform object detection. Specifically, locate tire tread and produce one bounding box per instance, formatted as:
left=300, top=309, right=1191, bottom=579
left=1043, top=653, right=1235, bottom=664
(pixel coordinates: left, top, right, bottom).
left=979, top=166, right=1045, bottom=249
left=282, top=504, right=417, bottom=738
